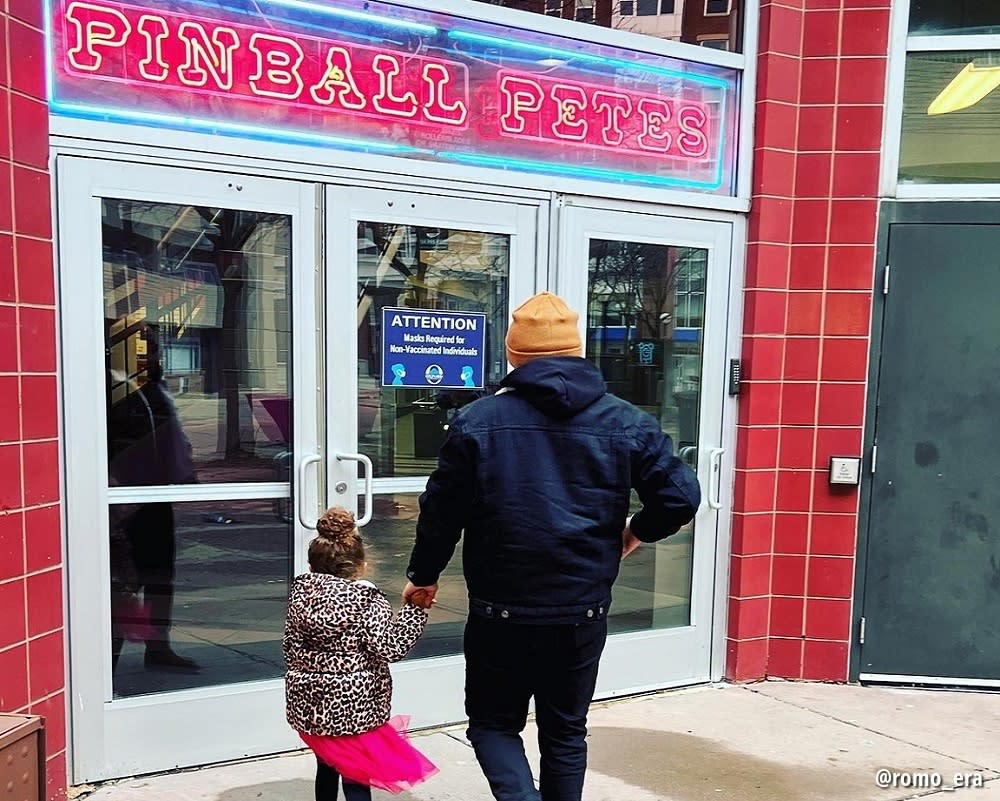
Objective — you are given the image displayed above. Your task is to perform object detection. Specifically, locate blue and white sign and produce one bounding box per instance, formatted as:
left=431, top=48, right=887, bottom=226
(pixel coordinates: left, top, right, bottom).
left=381, top=308, right=487, bottom=390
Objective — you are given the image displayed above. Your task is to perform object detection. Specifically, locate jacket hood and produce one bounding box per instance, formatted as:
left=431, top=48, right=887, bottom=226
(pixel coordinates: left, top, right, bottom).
left=500, top=356, right=606, bottom=419
left=289, top=573, right=374, bottom=635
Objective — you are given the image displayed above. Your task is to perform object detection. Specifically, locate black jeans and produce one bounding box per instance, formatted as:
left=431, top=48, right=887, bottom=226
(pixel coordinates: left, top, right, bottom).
left=126, top=502, right=177, bottom=647
left=464, top=614, right=608, bottom=801
left=315, top=759, right=371, bottom=801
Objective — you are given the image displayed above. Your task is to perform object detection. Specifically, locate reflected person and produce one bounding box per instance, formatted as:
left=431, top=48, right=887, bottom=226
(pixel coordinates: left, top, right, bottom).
left=107, top=325, right=199, bottom=672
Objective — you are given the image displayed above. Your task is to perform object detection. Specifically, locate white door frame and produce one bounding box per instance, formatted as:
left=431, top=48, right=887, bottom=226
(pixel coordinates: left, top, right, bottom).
left=57, top=156, right=322, bottom=782
left=556, top=202, right=736, bottom=691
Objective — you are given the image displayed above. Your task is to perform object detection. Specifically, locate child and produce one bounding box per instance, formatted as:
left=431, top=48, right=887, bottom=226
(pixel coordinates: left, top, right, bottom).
left=284, top=507, right=437, bottom=801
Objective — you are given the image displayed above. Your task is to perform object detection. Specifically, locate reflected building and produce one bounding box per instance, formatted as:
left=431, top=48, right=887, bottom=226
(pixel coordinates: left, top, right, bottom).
left=104, top=202, right=293, bottom=482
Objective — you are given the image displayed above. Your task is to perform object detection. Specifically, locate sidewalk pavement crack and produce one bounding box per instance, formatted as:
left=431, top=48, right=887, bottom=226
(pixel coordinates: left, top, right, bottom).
left=443, top=730, right=474, bottom=748
left=742, top=685, right=999, bottom=773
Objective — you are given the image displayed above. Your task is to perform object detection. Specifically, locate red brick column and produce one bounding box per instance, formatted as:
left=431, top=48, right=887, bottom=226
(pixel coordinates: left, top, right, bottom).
left=1, top=0, right=66, bottom=797
left=728, top=0, right=890, bottom=682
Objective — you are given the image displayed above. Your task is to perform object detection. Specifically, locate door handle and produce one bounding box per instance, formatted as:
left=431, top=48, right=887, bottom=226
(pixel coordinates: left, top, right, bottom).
left=336, top=452, right=374, bottom=527
left=707, top=447, right=725, bottom=510
left=297, top=454, right=322, bottom=530
left=678, top=445, right=698, bottom=468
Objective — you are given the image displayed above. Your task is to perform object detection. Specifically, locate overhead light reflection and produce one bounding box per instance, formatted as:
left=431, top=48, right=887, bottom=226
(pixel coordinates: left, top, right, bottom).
left=928, top=61, right=1000, bottom=115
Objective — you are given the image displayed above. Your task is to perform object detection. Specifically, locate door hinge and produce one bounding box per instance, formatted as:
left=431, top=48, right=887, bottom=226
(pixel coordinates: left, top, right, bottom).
left=859, top=616, right=866, bottom=645
left=870, top=444, right=878, bottom=474
left=882, top=265, right=890, bottom=295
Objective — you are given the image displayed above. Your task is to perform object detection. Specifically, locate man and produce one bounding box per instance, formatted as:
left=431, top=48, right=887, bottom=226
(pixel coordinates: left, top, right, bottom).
left=108, top=326, right=199, bottom=673
left=403, top=291, right=700, bottom=801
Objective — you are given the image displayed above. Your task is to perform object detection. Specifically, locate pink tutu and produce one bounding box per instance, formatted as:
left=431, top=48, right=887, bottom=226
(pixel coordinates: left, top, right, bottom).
left=300, top=716, right=438, bottom=794
left=112, top=594, right=156, bottom=642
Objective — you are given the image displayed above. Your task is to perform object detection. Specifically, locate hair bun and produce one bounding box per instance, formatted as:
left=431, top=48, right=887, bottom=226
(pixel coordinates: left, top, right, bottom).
left=316, top=507, right=358, bottom=545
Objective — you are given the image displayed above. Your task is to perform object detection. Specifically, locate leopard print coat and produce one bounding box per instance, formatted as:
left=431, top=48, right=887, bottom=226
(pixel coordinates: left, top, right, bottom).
left=284, top=573, right=428, bottom=737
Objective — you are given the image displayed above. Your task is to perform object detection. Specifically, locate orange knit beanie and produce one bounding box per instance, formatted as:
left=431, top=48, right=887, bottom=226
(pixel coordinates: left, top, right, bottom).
left=505, top=291, right=583, bottom=368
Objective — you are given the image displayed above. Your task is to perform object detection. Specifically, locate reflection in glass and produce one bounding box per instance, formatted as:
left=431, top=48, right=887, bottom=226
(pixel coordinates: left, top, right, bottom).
left=899, top=51, right=1000, bottom=184
left=103, top=200, right=292, bottom=486
left=361, top=494, right=467, bottom=659
left=356, top=223, right=510, bottom=478
left=110, top=498, right=291, bottom=698
left=587, top=239, right=706, bottom=632
left=910, top=1, right=1000, bottom=35
left=615, top=0, right=742, bottom=53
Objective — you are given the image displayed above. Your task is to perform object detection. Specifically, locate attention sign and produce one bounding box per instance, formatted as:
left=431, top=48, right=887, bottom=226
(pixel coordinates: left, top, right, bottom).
left=381, top=308, right=487, bottom=390
left=49, top=0, right=738, bottom=192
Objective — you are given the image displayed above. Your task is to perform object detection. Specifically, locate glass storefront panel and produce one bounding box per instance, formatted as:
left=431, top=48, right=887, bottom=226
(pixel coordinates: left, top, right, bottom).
left=356, top=223, right=510, bottom=478
left=899, top=51, right=1000, bottom=184
left=587, top=238, right=705, bottom=633
left=110, top=497, right=291, bottom=698
left=910, top=1, right=1000, bottom=35
left=103, top=200, right=292, bottom=486
left=614, top=0, right=745, bottom=53
left=361, top=493, right=467, bottom=660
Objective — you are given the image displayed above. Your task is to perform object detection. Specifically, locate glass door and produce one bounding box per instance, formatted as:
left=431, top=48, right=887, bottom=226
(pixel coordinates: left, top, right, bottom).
left=557, top=205, right=732, bottom=690
left=58, top=158, right=321, bottom=782
left=325, top=186, right=543, bottom=728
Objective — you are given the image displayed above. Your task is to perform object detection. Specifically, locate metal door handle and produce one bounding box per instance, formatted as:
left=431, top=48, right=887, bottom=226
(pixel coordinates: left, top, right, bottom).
left=297, top=454, right=322, bottom=529
left=336, top=452, right=374, bottom=527
left=707, top=447, right=725, bottom=510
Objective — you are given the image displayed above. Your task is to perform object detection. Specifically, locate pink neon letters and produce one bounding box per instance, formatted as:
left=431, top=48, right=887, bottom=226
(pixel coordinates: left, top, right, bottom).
left=61, top=0, right=470, bottom=128
left=498, top=71, right=710, bottom=159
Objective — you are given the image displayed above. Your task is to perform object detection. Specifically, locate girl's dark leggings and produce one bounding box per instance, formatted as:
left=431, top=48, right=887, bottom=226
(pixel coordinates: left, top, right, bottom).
left=315, top=758, right=372, bottom=801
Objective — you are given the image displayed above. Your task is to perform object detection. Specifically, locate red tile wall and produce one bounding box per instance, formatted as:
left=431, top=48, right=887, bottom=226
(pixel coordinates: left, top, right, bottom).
left=1, top=0, right=66, bottom=798
left=729, top=0, right=888, bottom=683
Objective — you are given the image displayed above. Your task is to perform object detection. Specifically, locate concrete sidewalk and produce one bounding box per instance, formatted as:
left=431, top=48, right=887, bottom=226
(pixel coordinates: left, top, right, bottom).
left=77, top=681, right=1000, bottom=801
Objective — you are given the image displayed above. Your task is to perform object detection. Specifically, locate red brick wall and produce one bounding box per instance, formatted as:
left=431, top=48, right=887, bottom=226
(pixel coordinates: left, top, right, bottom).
left=728, top=0, right=889, bottom=682
left=1, top=0, right=66, bottom=797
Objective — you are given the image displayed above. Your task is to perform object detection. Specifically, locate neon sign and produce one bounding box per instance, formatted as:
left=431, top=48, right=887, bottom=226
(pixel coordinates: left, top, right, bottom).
left=49, top=0, right=739, bottom=192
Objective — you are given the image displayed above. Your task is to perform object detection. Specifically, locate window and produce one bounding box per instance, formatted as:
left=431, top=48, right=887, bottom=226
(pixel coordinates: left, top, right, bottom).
left=898, top=0, right=1000, bottom=187
left=544, top=0, right=562, bottom=17
left=356, top=222, right=510, bottom=477
left=700, top=36, right=731, bottom=50
left=575, top=0, right=594, bottom=23
left=622, top=0, right=674, bottom=15
left=899, top=50, right=1000, bottom=184
left=102, top=200, right=293, bottom=485
left=910, top=1, right=1000, bottom=36
left=705, top=0, right=731, bottom=15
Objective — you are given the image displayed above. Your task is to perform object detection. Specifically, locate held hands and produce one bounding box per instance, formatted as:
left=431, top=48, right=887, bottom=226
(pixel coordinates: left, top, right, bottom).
left=621, top=515, right=641, bottom=561
left=403, top=581, right=438, bottom=609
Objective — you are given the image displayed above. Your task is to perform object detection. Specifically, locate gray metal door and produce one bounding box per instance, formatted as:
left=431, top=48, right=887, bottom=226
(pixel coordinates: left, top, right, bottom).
left=860, top=223, right=1000, bottom=684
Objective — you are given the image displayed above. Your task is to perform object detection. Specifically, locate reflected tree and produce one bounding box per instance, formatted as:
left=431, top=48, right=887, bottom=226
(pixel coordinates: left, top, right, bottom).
left=589, top=240, right=680, bottom=339
left=194, top=208, right=287, bottom=456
